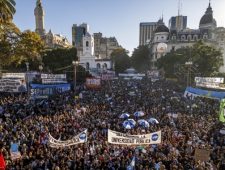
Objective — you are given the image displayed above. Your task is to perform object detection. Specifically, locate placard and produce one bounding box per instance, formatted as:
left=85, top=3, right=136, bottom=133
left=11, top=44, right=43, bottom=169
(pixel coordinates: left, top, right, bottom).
left=194, top=148, right=210, bottom=162
left=108, top=129, right=161, bottom=145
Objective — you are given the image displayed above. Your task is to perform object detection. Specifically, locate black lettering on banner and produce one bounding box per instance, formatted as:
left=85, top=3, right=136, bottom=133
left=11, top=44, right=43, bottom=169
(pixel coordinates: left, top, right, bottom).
left=112, top=137, right=135, bottom=144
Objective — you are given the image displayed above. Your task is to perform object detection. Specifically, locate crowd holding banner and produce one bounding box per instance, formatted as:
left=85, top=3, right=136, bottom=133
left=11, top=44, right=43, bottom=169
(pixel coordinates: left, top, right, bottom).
left=0, top=77, right=224, bottom=169
left=49, top=130, right=87, bottom=148
left=108, top=129, right=161, bottom=145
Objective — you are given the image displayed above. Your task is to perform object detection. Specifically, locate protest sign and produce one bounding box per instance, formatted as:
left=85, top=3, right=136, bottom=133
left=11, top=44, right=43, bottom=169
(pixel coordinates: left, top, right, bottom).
left=108, top=129, right=161, bottom=145
left=49, top=129, right=87, bottom=148
left=194, top=148, right=210, bottom=162
left=10, top=143, right=21, bottom=160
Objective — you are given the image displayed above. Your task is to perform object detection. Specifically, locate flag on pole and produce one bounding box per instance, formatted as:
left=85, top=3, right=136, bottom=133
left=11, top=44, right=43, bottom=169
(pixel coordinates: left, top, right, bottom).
left=219, top=99, right=225, bottom=123
left=127, top=156, right=135, bottom=170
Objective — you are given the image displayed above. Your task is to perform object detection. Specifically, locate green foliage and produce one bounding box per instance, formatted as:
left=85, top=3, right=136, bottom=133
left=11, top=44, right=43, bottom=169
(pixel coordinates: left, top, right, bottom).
left=13, top=30, right=44, bottom=66
left=110, top=48, right=131, bottom=74
left=42, top=47, right=77, bottom=73
left=131, top=45, right=151, bottom=72
left=157, top=41, right=223, bottom=77
left=0, top=22, right=20, bottom=66
left=0, top=0, right=16, bottom=22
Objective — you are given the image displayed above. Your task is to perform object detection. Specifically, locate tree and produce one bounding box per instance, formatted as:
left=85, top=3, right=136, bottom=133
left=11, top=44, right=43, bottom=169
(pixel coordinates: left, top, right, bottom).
left=42, top=47, right=77, bottom=73
left=0, top=22, right=20, bottom=66
left=157, top=41, right=223, bottom=78
left=111, top=48, right=131, bottom=74
left=131, top=45, right=151, bottom=72
left=0, top=0, right=16, bottom=23
left=11, top=30, right=45, bottom=69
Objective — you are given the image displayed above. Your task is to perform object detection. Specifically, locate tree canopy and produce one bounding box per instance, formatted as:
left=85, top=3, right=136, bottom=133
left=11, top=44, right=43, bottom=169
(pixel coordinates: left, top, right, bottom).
left=110, top=48, right=131, bottom=74
left=130, top=45, right=151, bottom=72
left=157, top=41, right=223, bottom=78
left=42, top=47, right=77, bottom=73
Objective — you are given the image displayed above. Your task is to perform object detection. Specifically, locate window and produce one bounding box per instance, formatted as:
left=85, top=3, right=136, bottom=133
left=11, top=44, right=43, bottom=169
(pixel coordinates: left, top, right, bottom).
left=86, top=62, right=90, bottom=70
left=96, top=63, right=101, bottom=69
left=86, top=41, right=89, bottom=47
left=104, top=63, right=107, bottom=69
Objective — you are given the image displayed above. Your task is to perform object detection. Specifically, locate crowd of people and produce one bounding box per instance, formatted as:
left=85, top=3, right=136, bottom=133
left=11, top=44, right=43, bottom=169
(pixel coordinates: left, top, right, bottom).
left=0, top=78, right=224, bottom=169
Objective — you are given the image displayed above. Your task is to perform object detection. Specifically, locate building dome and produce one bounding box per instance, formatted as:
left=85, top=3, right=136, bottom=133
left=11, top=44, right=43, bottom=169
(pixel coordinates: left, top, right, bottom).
left=155, top=19, right=169, bottom=33
left=199, top=3, right=215, bottom=25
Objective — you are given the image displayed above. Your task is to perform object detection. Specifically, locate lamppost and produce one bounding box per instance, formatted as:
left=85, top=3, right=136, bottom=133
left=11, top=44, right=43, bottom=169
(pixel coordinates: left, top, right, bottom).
left=25, top=62, right=30, bottom=97
left=185, top=61, right=193, bottom=87
left=72, top=60, right=79, bottom=92
left=39, top=65, right=43, bottom=73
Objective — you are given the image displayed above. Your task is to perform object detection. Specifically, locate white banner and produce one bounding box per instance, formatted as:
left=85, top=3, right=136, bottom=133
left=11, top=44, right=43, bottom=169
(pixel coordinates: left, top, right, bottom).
left=2, top=73, right=26, bottom=79
left=41, top=74, right=66, bottom=79
left=49, top=130, right=87, bottom=148
left=0, top=79, right=27, bottom=92
left=108, top=129, right=161, bottom=145
left=195, top=77, right=224, bottom=84
left=42, top=79, right=67, bottom=84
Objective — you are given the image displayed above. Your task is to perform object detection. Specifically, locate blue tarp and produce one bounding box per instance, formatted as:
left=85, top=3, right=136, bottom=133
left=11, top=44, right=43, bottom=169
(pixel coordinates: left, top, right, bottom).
left=185, top=87, right=225, bottom=100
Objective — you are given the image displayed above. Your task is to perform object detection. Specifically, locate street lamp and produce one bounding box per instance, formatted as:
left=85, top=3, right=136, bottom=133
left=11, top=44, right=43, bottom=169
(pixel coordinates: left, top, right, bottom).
left=39, top=65, right=43, bottom=73
left=185, top=61, right=193, bottom=87
left=25, top=62, right=30, bottom=97
left=72, top=60, right=79, bottom=92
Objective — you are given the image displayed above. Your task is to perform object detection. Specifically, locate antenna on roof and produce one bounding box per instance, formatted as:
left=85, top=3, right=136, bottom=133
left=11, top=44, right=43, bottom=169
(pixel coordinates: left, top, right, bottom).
left=178, top=0, right=182, bottom=16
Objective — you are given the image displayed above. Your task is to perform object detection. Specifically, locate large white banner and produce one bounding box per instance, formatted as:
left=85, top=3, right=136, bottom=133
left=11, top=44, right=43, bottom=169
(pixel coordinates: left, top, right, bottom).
left=49, top=130, right=87, bottom=148
left=0, top=79, right=27, bottom=92
left=108, top=129, right=161, bottom=145
left=41, top=74, right=66, bottom=79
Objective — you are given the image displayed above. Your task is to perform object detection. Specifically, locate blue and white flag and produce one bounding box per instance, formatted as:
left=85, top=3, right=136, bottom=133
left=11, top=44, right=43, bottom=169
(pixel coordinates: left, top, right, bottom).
left=127, top=156, right=135, bottom=170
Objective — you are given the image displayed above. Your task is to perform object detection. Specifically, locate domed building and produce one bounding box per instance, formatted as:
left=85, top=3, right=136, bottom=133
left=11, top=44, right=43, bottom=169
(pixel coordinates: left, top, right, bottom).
left=149, top=2, right=225, bottom=72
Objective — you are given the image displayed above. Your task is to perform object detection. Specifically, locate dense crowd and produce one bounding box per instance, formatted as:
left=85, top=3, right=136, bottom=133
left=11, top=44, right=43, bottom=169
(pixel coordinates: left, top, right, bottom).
left=0, top=78, right=224, bottom=170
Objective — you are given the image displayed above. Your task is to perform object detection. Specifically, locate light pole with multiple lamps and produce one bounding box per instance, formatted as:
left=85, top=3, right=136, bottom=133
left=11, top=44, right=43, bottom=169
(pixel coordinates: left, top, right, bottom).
left=72, top=60, right=79, bottom=92
left=25, top=62, right=30, bottom=97
left=39, top=65, right=43, bottom=73
left=185, top=61, right=193, bottom=87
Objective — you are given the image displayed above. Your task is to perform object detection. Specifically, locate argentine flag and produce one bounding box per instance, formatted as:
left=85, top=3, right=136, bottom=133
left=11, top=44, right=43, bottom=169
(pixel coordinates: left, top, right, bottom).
left=127, top=156, right=135, bottom=170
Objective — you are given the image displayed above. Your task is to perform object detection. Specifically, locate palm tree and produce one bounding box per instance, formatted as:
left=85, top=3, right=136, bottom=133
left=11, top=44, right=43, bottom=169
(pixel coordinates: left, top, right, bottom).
left=0, top=0, right=16, bottom=22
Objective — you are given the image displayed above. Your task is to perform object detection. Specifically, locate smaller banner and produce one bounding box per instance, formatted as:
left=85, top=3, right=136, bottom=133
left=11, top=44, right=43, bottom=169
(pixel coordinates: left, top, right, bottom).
left=195, top=77, right=225, bottom=89
left=49, top=129, right=87, bottom=148
left=0, top=79, right=27, bottom=92
left=42, top=79, right=67, bottom=84
left=108, top=129, right=161, bottom=145
left=219, top=99, right=225, bottom=123
left=195, top=77, right=224, bottom=84
left=2, top=73, right=25, bottom=79
left=85, top=78, right=101, bottom=89
left=41, top=74, right=66, bottom=79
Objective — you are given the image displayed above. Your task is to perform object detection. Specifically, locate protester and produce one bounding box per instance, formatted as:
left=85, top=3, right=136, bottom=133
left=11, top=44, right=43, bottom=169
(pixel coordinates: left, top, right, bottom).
left=0, top=78, right=224, bottom=169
